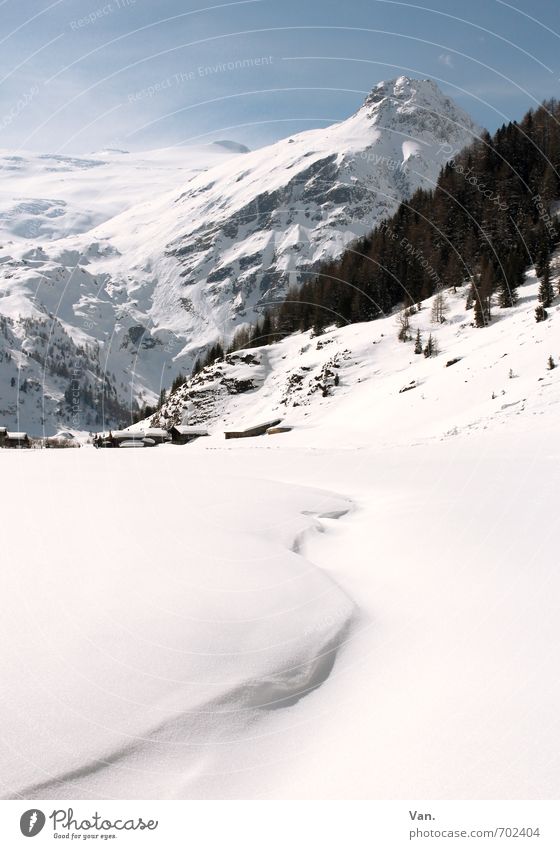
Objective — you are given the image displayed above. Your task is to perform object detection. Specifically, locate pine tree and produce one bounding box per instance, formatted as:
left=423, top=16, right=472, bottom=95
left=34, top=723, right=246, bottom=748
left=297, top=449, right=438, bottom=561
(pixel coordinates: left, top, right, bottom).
left=414, top=328, right=423, bottom=354
left=535, top=304, right=548, bottom=322
left=423, top=333, right=438, bottom=357
left=473, top=262, right=493, bottom=327
left=473, top=287, right=487, bottom=327
left=547, top=355, right=556, bottom=370
left=498, top=253, right=522, bottom=308
left=170, top=373, right=186, bottom=394
left=538, top=261, right=554, bottom=308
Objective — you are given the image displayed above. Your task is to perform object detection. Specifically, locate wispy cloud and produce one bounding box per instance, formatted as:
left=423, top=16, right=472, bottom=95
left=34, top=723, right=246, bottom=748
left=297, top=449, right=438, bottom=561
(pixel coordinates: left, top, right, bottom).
left=438, top=53, right=454, bottom=68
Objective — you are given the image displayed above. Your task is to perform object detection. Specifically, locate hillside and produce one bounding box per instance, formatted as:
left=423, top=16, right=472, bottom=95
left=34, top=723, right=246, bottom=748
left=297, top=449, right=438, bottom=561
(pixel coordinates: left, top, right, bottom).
left=149, top=260, right=560, bottom=449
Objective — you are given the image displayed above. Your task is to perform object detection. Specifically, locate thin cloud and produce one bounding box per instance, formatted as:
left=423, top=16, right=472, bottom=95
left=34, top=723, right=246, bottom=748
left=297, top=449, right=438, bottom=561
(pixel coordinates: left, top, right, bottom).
left=438, top=53, right=454, bottom=68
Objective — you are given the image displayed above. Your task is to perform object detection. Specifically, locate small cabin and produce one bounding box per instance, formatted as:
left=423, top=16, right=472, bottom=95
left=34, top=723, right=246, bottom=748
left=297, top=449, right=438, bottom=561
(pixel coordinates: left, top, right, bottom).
left=0, top=427, right=7, bottom=447
left=224, top=419, right=282, bottom=440
left=111, top=430, right=140, bottom=445
left=4, top=431, right=30, bottom=449
left=119, top=438, right=149, bottom=449
left=144, top=428, right=171, bottom=445
left=93, top=431, right=139, bottom=448
left=169, top=425, right=209, bottom=445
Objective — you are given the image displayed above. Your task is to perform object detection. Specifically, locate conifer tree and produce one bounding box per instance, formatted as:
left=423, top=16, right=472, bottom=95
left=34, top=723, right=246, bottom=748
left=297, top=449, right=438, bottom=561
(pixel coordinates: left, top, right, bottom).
left=535, top=305, right=547, bottom=322
left=473, top=294, right=485, bottom=327
left=538, top=261, right=554, bottom=308
left=414, top=328, right=423, bottom=354
left=423, top=333, right=438, bottom=357
left=498, top=253, right=522, bottom=308
left=472, top=262, right=493, bottom=327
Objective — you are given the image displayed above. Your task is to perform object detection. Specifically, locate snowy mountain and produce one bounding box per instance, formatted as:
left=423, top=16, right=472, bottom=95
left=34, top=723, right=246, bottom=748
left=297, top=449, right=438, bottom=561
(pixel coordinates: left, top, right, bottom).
left=0, top=143, right=250, bottom=433
left=0, top=77, right=480, bottom=433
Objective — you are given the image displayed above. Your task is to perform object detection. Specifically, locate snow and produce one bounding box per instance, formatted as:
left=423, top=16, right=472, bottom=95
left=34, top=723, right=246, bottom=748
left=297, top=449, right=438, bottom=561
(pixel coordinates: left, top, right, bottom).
left=2, top=268, right=560, bottom=799
left=0, top=143, right=246, bottom=242
left=1, top=450, right=355, bottom=799
left=0, top=77, right=481, bottom=432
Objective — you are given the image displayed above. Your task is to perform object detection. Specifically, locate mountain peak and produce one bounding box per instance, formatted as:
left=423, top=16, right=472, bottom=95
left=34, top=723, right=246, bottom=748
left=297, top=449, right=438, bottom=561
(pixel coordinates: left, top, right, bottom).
left=361, top=76, right=480, bottom=141
left=364, top=76, right=440, bottom=107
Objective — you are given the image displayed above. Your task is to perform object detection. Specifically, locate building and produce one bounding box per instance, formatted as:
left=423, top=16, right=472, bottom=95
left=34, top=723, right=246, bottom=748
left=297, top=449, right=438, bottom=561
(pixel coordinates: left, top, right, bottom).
left=169, top=425, right=209, bottom=445
left=93, top=431, right=140, bottom=448
left=4, top=432, right=30, bottom=449
left=144, top=428, right=171, bottom=445
left=224, top=419, right=282, bottom=440
left=93, top=430, right=158, bottom=448
left=0, top=427, right=7, bottom=447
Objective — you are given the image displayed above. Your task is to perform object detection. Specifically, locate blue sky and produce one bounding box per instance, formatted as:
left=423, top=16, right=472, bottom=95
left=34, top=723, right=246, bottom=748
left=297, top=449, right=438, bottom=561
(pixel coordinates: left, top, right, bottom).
left=1, top=0, right=559, bottom=153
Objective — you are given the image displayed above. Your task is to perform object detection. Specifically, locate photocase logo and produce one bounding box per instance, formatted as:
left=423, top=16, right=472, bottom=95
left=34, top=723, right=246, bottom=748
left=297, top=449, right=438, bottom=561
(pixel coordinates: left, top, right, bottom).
left=19, top=810, right=46, bottom=837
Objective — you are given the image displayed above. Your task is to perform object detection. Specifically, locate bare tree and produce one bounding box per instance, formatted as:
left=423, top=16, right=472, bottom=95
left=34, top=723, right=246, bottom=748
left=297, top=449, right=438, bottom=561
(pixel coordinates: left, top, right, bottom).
left=431, top=291, right=448, bottom=324
left=396, top=310, right=411, bottom=342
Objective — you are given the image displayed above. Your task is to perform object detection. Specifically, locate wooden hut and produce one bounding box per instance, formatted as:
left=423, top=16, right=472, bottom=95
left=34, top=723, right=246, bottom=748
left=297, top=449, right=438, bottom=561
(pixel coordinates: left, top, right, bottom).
left=5, top=431, right=30, bottom=449
left=224, top=419, right=282, bottom=440
left=144, top=428, right=171, bottom=445
left=93, top=430, right=137, bottom=448
left=169, top=425, right=209, bottom=445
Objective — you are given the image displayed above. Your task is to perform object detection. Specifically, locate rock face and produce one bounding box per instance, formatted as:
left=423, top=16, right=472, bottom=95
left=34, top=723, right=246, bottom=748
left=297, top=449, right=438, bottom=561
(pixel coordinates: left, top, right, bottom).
left=164, top=77, right=479, bottom=325
left=0, top=78, right=480, bottom=431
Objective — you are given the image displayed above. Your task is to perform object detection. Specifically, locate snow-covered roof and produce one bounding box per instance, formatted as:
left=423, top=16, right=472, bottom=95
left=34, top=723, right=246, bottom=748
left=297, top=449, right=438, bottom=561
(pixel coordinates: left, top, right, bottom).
left=172, top=425, right=209, bottom=435
left=6, top=432, right=28, bottom=439
left=226, top=419, right=282, bottom=433
left=110, top=430, right=145, bottom=440
left=144, top=428, right=169, bottom=437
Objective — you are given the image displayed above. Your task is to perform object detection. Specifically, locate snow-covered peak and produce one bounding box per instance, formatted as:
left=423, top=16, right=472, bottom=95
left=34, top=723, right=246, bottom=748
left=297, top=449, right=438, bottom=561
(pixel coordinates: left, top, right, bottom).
left=365, top=75, right=441, bottom=107
left=362, top=76, right=473, bottom=135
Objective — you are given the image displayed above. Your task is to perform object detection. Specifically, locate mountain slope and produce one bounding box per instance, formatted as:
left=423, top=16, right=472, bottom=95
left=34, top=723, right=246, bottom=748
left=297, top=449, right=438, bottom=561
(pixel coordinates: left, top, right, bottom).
left=0, top=77, right=480, bottom=432
left=89, top=76, right=480, bottom=343
left=148, top=259, right=560, bottom=448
